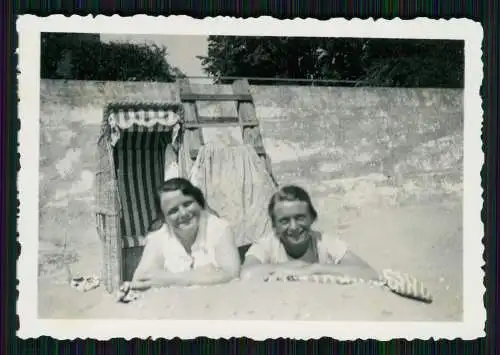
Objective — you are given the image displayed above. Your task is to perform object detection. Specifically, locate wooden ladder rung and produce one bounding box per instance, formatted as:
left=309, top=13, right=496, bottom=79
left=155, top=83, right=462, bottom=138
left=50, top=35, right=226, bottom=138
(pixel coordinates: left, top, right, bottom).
left=184, top=121, right=260, bottom=129
left=198, top=116, right=239, bottom=124
left=190, top=146, right=265, bottom=160
left=180, top=93, right=253, bottom=102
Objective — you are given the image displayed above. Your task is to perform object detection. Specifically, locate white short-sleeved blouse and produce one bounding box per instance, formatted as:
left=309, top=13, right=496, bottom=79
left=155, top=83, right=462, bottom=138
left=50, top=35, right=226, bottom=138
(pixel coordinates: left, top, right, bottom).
left=245, top=232, right=348, bottom=265
left=144, top=213, right=232, bottom=273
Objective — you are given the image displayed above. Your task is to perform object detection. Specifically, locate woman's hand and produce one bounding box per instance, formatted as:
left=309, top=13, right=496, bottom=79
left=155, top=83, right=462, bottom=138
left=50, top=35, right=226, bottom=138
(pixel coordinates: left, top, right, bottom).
left=284, top=260, right=311, bottom=269
left=195, top=264, right=218, bottom=273
left=240, top=261, right=312, bottom=281
left=240, top=267, right=274, bottom=280
left=132, top=271, right=187, bottom=289
left=267, top=263, right=320, bottom=280
left=130, top=277, right=154, bottom=290
left=131, top=272, right=161, bottom=290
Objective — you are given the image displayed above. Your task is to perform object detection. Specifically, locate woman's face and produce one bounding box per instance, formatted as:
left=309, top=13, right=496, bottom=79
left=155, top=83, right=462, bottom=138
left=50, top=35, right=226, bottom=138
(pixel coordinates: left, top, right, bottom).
left=159, top=189, right=203, bottom=234
left=272, top=199, right=315, bottom=254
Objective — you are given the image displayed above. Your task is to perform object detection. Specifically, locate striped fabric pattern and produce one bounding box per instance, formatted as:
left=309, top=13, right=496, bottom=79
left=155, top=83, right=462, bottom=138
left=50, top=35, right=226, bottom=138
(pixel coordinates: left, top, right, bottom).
left=108, top=109, right=181, bottom=147
left=264, top=269, right=433, bottom=303
left=381, top=269, right=433, bottom=303
left=110, top=108, right=180, bottom=129
left=113, top=130, right=172, bottom=248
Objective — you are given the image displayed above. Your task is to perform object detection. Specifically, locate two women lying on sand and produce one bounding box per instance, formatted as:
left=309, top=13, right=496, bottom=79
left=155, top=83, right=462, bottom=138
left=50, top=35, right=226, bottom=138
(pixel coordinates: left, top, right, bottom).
left=128, top=178, right=377, bottom=291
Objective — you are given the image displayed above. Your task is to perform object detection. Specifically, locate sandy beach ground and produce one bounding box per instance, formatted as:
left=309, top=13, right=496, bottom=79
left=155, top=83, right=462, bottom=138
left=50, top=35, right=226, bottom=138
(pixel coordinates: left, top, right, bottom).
left=38, top=197, right=462, bottom=321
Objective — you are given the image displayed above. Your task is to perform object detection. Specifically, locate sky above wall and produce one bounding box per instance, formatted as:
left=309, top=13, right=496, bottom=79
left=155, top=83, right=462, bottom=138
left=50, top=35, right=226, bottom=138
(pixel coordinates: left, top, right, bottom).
left=100, top=34, right=209, bottom=77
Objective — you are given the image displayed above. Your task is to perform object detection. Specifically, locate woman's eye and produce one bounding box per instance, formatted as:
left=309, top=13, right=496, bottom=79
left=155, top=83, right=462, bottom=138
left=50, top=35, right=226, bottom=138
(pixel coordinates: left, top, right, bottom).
left=279, top=219, right=289, bottom=225
left=183, top=201, right=193, bottom=208
left=167, top=207, right=179, bottom=215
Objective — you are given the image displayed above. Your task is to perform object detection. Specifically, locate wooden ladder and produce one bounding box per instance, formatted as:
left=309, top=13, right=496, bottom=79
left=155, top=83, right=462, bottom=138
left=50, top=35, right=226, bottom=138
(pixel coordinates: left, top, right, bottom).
left=177, top=78, right=277, bottom=185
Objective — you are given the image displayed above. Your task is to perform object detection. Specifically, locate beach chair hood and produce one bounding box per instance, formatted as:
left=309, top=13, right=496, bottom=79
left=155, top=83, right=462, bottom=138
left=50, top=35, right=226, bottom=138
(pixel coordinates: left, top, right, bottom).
left=99, top=103, right=183, bottom=148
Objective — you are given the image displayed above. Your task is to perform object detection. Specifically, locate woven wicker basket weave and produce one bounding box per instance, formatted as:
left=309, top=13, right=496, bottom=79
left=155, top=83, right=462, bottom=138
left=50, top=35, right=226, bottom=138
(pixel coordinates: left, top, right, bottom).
left=95, top=101, right=184, bottom=293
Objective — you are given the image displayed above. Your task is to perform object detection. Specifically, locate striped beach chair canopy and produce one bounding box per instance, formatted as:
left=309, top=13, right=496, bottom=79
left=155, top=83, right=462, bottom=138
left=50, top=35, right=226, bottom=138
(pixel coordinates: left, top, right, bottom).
left=98, top=102, right=185, bottom=249
left=100, top=102, right=184, bottom=147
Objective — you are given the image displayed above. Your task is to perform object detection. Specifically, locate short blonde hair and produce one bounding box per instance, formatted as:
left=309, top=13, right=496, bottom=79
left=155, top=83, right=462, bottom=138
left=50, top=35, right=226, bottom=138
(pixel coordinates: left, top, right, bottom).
left=267, top=185, right=318, bottom=226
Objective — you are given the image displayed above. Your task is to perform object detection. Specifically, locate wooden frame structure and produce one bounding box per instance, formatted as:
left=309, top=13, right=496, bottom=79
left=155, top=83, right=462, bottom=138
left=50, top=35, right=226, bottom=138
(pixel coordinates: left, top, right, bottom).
left=177, top=78, right=276, bottom=182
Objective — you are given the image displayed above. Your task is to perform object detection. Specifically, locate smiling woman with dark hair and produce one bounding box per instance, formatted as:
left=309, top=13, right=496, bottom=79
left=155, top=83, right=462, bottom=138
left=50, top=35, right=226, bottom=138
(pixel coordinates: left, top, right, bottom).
left=128, top=178, right=241, bottom=291
left=241, top=185, right=379, bottom=281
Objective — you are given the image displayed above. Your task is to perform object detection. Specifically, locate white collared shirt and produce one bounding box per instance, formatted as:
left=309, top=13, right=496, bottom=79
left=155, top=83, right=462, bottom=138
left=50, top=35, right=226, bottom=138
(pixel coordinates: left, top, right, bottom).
left=145, top=213, right=232, bottom=273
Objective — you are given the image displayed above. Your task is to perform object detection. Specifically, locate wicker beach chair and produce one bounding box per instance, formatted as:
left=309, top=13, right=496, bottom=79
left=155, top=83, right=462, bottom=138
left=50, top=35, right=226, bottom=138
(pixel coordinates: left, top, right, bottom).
left=95, top=102, right=184, bottom=292
left=95, top=80, right=277, bottom=293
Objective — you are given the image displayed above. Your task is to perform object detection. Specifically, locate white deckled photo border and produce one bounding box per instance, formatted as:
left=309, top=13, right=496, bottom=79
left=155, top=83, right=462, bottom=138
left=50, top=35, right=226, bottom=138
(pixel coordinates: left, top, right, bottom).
left=17, top=15, right=485, bottom=340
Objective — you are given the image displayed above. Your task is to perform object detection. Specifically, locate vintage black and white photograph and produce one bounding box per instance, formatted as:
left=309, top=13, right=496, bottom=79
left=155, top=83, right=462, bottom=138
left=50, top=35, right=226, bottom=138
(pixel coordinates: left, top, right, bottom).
left=17, top=16, right=484, bottom=340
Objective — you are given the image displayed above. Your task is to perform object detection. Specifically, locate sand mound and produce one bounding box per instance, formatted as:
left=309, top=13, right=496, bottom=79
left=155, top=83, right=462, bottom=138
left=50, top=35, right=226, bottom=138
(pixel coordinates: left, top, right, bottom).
left=40, top=280, right=456, bottom=321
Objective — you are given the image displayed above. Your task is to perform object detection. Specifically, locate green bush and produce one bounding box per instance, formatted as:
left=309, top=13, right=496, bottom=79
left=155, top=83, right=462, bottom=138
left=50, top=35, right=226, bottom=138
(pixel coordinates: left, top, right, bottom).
left=41, top=33, right=185, bottom=82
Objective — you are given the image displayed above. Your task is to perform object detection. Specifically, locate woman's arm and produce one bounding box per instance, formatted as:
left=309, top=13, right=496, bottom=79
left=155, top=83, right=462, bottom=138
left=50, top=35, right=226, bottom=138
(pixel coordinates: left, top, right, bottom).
left=133, top=264, right=233, bottom=289
left=131, top=235, right=163, bottom=284
left=240, top=256, right=310, bottom=280
left=240, top=250, right=379, bottom=281
left=293, top=251, right=379, bottom=280
left=175, top=221, right=241, bottom=286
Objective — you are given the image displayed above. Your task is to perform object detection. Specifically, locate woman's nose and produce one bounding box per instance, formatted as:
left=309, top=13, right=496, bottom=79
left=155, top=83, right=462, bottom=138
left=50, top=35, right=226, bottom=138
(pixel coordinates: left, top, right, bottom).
left=289, top=219, right=298, bottom=230
left=178, top=206, right=189, bottom=216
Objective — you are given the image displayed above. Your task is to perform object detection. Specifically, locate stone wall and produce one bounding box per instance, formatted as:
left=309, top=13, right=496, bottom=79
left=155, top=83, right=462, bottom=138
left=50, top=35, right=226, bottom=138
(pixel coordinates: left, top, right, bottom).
left=39, top=79, right=463, bottom=249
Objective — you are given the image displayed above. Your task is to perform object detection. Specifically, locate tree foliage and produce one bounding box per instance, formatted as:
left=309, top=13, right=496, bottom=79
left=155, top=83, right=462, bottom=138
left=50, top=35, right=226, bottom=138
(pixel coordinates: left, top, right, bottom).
left=41, top=33, right=185, bottom=81
left=359, top=39, right=464, bottom=88
left=198, top=36, right=464, bottom=88
left=198, top=36, right=364, bottom=81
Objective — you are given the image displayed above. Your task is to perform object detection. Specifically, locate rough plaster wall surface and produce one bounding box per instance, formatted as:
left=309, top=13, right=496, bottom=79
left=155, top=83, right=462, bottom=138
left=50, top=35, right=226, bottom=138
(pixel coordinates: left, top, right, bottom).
left=39, top=79, right=463, bottom=230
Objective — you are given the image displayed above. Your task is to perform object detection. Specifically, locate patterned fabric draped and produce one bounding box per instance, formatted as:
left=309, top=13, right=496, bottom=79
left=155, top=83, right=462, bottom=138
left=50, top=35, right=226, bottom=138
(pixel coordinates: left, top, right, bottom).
left=189, top=143, right=278, bottom=247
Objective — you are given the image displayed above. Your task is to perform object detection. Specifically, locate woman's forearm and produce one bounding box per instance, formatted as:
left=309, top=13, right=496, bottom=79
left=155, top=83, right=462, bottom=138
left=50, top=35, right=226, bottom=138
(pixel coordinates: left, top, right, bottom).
left=155, top=267, right=237, bottom=287
left=306, top=264, right=380, bottom=280
left=241, top=260, right=310, bottom=279
left=131, top=271, right=186, bottom=290
left=181, top=268, right=236, bottom=285
left=240, top=263, right=276, bottom=279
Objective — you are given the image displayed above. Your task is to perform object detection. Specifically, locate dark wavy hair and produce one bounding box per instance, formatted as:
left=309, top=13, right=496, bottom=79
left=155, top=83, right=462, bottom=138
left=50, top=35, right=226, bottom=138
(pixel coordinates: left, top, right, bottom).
left=267, top=185, right=318, bottom=226
left=148, top=178, right=207, bottom=232
left=157, top=177, right=206, bottom=209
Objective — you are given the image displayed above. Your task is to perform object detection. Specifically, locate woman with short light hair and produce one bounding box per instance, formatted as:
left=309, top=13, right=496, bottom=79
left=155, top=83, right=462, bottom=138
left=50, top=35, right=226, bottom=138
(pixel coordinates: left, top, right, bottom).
left=241, top=185, right=378, bottom=281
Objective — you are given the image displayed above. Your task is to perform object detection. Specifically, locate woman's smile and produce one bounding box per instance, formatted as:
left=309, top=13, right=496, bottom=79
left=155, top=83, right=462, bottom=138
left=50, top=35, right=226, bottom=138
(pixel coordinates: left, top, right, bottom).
left=176, top=215, right=197, bottom=229
left=285, top=230, right=308, bottom=244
